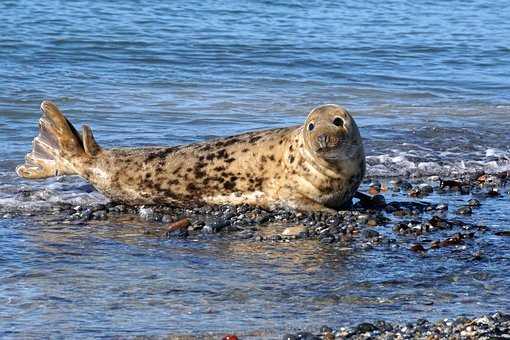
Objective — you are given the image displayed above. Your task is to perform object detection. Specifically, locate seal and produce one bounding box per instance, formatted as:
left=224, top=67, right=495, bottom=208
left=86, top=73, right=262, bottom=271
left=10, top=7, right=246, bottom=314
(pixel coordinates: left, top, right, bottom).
left=16, top=101, right=365, bottom=212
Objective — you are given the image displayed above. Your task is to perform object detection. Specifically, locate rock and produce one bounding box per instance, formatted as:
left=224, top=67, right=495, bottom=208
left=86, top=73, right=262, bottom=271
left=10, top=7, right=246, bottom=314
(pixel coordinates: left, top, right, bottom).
left=203, top=218, right=230, bottom=233
left=282, top=334, right=297, bottom=340
left=495, top=230, right=510, bottom=237
left=472, top=251, right=484, bottom=260
left=399, top=181, right=413, bottom=191
left=91, top=210, right=107, bottom=220
left=357, top=214, right=369, bottom=224
left=356, top=322, right=377, bottom=333
left=486, top=188, right=500, bottom=197
left=456, top=206, right=472, bottom=215
left=282, top=225, right=308, bottom=237
left=295, top=332, right=319, bottom=340
left=367, top=219, right=378, bottom=227
left=363, top=229, right=380, bottom=238
left=222, top=335, right=238, bottom=340
left=410, top=243, right=426, bottom=252
left=166, top=218, right=191, bottom=234
left=467, top=199, right=481, bottom=207
left=139, top=206, right=155, bottom=220
left=435, top=203, right=448, bottom=210
left=323, top=332, right=335, bottom=340
left=320, top=325, right=333, bottom=333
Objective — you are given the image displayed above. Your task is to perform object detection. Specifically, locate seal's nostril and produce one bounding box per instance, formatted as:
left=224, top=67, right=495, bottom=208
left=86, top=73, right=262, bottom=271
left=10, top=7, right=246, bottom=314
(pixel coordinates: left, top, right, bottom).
left=318, top=134, right=328, bottom=149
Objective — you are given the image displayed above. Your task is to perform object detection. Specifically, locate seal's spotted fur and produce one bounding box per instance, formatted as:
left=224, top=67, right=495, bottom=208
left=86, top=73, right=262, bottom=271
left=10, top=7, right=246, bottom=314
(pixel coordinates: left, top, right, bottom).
left=17, top=101, right=365, bottom=212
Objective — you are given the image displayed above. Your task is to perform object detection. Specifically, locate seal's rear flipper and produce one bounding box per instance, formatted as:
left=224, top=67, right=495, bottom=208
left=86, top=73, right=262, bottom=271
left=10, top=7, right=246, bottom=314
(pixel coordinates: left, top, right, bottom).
left=16, top=101, right=101, bottom=179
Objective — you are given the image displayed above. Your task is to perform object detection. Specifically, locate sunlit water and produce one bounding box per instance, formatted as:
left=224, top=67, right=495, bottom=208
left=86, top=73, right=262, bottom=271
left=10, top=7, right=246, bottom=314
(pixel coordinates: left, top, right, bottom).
left=1, top=0, right=509, bottom=337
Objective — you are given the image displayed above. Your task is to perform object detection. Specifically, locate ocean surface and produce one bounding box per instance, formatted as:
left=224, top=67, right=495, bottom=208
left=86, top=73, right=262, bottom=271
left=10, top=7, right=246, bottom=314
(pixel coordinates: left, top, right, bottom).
left=0, top=0, right=509, bottom=338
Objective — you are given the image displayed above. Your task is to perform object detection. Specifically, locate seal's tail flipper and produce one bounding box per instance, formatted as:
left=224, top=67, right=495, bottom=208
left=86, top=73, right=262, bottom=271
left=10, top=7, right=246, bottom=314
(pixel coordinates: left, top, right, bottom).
left=16, top=101, right=101, bottom=179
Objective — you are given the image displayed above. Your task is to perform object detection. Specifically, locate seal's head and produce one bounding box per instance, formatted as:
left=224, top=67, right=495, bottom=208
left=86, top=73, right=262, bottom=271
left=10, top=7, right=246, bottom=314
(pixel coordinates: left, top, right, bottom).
left=303, top=104, right=363, bottom=163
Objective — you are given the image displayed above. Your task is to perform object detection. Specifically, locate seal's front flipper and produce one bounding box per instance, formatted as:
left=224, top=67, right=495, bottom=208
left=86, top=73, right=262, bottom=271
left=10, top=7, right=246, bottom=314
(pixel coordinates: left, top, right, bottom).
left=16, top=101, right=101, bottom=179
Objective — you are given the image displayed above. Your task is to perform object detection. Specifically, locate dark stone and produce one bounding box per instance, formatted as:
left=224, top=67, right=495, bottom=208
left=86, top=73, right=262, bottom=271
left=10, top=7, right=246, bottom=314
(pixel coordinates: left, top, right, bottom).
left=282, top=335, right=298, bottom=340
left=410, top=243, right=426, bottom=252
left=456, top=206, right=472, bottom=215
left=295, top=332, right=319, bottom=340
left=320, top=325, right=333, bottom=333
left=363, top=229, right=380, bottom=238
left=467, top=199, right=481, bottom=207
left=356, top=322, right=377, bottom=333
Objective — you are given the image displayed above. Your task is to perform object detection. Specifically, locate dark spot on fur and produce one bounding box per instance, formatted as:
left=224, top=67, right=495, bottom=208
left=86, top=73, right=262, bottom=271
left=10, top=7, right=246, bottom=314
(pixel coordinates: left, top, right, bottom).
left=249, top=136, right=262, bottom=144
left=172, top=166, right=182, bottom=175
left=224, top=181, right=236, bottom=190
left=261, top=156, right=267, bottom=162
left=186, top=183, right=197, bottom=191
left=214, top=166, right=226, bottom=172
left=168, top=179, right=179, bottom=185
left=268, top=155, right=275, bottom=161
left=216, top=149, right=228, bottom=159
left=225, top=157, right=235, bottom=163
left=222, top=137, right=240, bottom=147
left=242, top=148, right=249, bottom=153
left=289, top=155, right=295, bottom=163
left=144, top=148, right=176, bottom=163
left=186, top=168, right=192, bottom=172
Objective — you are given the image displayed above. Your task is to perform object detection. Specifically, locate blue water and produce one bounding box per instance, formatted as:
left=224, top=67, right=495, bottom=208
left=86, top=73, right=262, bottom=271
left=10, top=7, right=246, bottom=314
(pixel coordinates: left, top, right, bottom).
left=1, top=0, right=509, bottom=337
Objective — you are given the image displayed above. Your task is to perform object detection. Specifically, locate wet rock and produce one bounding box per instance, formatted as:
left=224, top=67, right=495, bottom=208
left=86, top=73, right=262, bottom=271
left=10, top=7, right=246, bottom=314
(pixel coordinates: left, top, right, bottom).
left=91, top=210, right=107, bottom=220
left=356, top=214, right=369, bottom=224
left=486, top=188, right=500, bottom=197
left=400, top=181, right=413, bottom=191
left=356, top=322, right=377, bottom=333
left=139, top=206, right=155, bottom=220
left=363, top=229, right=380, bottom=238
left=456, top=206, right=472, bottom=215
left=222, top=335, right=238, bottom=340
left=320, top=325, right=333, bottom=333
left=495, top=230, right=510, bottom=237
left=203, top=218, right=230, bottom=233
left=282, top=225, right=308, bottom=237
left=367, top=219, right=378, bottom=226
left=435, top=203, right=448, bottom=211
left=166, top=218, right=190, bottom=234
left=410, top=243, right=426, bottom=252
left=467, top=198, right=481, bottom=207
left=409, top=183, right=433, bottom=197
left=472, top=251, right=484, bottom=260
left=282, top=334, right=297, bottom=340
left=368, top=180, right=381, bottom=195
left=295, top=332, right=319, bottom=340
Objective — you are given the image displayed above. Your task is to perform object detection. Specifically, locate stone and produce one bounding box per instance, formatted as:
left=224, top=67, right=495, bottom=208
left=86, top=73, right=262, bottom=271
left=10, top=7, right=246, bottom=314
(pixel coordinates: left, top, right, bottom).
left=282, top=225, right=308, bottom=237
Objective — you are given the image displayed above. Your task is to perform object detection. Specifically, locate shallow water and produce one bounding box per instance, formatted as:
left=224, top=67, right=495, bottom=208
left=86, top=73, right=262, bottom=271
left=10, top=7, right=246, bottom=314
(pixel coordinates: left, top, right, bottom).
left=1, top=0, right=509, bottom=337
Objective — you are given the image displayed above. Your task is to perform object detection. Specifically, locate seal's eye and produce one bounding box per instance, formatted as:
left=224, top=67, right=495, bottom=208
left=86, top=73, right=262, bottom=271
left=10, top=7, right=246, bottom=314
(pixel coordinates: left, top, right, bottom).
left=333, top=117, right=344, bottom=127
left=308, top=123, right=315, bottom=131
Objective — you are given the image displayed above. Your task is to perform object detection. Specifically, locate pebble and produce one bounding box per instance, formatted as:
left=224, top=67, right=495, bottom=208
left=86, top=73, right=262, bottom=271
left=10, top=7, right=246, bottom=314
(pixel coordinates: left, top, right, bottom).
left=282, top=225, right=308, bottom=237
left=290, top=312, right=510, bottom=339
left=467, top=198, right=481, bottom=207
left=456, top=206, right=472, bottom=215
left=410, top=243, right=426, bottom=252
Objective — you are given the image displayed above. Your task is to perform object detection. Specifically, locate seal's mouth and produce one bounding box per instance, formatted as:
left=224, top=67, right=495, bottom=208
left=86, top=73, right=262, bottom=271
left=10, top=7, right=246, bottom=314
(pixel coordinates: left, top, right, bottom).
left=317, top=141, right=361, bottom=161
